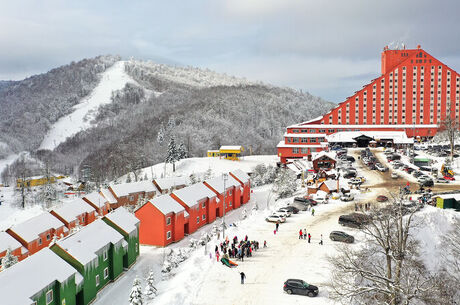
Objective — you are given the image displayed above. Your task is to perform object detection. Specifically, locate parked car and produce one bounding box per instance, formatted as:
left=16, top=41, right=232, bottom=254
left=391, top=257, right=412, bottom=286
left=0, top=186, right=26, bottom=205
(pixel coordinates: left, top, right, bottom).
left=375, top=163, right=388, bottom=172
left=391, top=172, right=399, bottom=179
left=314, top=196, right=328, bottom=204
left=343, top=171, right=357, bottom=178
left=419, top=179, right=434, bottom=187
left=283, top=279, right=319, bottom=297
left=376, top=195, right=388, bottom=202
left=346, top=156, right=356, bottom=162
left=275, top=210, right=292, bottom=217
left=406, top=168, right=415, bottom=174
left=329, top=231, right=355, bottom=243
left=280, top=206, right=300, bottom=214
left=435, top=177, right=449, bottom=183
left=266, top=214, right=286, bottom=223
left=338, top=213, right=369, bottom=228
left=413, top=171, right=423, bottom=178
left=291, top=202, right=309, bottom=211
left=294, top=197, right=317, bottom=206
left=348, top=178, right=362, bottom=185
left=340, top=193, right=354, bottom=202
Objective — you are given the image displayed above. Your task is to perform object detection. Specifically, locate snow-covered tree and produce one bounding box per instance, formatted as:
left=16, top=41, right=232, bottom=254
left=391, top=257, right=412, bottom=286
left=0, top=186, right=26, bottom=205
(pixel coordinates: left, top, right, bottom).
left=272, top=169, right=297, bottom=198
left=177, top=142, right=188, bottom=160
left=189, top=173, right=197, bottom=184
left=241, top=207, right=248, bottom=220
left=0, top=248, right=19, bottom=271
left=165, top=137, right=181, bottom=172
left=144, top=270, right=157, bottom=300
left=203, top=168, right=213, bottom=180
left=126, top=173, right=132, bottom=183
left=251, top=164, right=277, bottom=186
left=156, top=124, right=165, bottom=145
left=129, top=277, right=143, bottom=305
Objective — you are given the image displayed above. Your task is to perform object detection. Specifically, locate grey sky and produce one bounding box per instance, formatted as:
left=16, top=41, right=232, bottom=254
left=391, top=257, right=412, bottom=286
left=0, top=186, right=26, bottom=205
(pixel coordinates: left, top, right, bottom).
left=1, top=0, right=459, bottom=102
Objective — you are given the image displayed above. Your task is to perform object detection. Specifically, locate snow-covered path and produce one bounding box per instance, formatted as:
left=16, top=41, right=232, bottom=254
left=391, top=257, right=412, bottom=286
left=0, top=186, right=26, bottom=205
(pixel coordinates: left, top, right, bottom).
left=39, top=61, right=136, bottom=150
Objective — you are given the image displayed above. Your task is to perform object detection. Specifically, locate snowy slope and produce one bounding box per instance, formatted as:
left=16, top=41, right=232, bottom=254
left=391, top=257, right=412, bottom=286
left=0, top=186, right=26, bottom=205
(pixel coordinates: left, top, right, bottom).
left=39, top=61, right=137, bottom=150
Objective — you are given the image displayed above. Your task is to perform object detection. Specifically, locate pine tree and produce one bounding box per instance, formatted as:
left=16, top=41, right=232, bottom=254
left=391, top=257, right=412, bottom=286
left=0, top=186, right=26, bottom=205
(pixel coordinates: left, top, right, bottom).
left=129, top=277, right=143, bottom=305
left=204, top=168, right=213, bottom=180
left=177, top=142, right=188, bottom=160
left=165, top=137, right=180, bottom=172
left=273, top=169, right=297, bottom=198
left=144, top=270, right=157, bottom=300
left=0, top=248, right=19, bottom=271
left=189, top=173, right=197, bottom=184
left=156, top=124, right=165, bottom=145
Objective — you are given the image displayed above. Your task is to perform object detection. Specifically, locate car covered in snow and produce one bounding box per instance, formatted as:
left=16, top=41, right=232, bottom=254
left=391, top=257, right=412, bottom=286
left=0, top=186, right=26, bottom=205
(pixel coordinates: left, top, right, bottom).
left=275, top=210, right=292, bottom=217
left=329, top=231, right=355, bottom=243
left=391, top=172, right=399, bottom=179
left=313, top=196, right=328, bottom=204
left=375, top=163, right=388, bottom=172
left=265, top=214, right=286, bottom=223
left=435, top=177, right=449, bottom=183
left=279, top=206, right=299, bottom=214
left=348, top=178, right=363, bottom=185
left=340, top=193, right=354, bottom=202
left=283, top=279, right=319, bottom=297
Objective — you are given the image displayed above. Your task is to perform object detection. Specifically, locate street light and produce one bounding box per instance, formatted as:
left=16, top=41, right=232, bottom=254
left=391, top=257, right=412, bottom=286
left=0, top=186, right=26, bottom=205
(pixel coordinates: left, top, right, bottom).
left=222, top=173, right=228, bottom=239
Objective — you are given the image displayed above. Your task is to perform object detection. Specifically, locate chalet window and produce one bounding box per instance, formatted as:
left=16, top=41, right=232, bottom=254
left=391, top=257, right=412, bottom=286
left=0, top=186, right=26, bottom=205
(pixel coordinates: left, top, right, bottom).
left=46, top=234, right=51, bottom=241
left=287, top=137, right=291, bottom=143
left=292, top=129, right=300, bottom=133
left=229, top=190, right=232, bottom=196
left=103, top=249, right=108, bottom=261
left=129, top=195, right=134, bottom=201
left=95, top=257, right=99, bottom=268
left=82, top=216, right=85, bottom=223
left=38, top=238, right=42, bottom=246
left=46, top=290, right=53, bottom=304
left=104, top=267, right=109, bottom=279
left=202, top=214, right=206, bottom=221
left=196, top=217, right=200, bottom=224
left=166, top=231, right=172, bottom=240
left=202, top=202, right=206, bottom=208
left=96, top=275, right=100, bottom=287
left=166, top=217, right=171, bottom=225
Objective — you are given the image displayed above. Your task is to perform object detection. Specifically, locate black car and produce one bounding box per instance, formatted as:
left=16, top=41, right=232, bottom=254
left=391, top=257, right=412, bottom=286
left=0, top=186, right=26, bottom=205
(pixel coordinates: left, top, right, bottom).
left=280, top=206, right=299, bottom=214
left=338, top=213, right=369, bottom=228
left=419, top=179, right=434, bottom=187
left=283, top=279, right=319, bottom=297
left=343, top=171, right=357, bottom=178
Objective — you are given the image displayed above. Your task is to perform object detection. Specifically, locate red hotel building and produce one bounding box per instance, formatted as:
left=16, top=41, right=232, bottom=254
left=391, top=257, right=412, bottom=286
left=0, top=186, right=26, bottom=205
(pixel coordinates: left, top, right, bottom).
left=278, top=45, right=460, bottom=163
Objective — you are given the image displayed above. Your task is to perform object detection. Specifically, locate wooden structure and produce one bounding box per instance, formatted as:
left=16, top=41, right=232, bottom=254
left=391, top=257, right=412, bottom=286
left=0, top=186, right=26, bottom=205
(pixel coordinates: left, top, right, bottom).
left=219, top=146, right=244, bottom=161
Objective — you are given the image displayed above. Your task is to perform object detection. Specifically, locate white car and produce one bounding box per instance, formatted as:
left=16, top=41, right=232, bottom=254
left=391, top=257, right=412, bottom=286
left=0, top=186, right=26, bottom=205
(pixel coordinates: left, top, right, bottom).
left=348, top=178, right=362, bottom=185
left=265, top=214, right=286, bottom=223
left=314, top=196, right=328, bottom=204
left=275, top=210, right=292, bottom=217
left=340, top=193, right=354, bottom=201
left=391, top=172, right=399, bottom=179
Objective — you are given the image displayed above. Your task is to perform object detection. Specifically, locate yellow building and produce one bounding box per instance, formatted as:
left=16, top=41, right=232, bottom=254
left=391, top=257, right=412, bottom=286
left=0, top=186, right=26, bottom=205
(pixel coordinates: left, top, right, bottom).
left=207, top=150, right=220, bottom=157
left=219, top=146, right=244, bottom=161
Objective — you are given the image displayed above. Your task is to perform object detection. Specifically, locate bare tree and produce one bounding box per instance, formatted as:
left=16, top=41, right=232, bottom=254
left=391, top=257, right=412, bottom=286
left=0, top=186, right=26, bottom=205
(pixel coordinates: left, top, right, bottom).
left=328, top=197, right=435, bottom=305
left=439, top=104, right=459, bottom=162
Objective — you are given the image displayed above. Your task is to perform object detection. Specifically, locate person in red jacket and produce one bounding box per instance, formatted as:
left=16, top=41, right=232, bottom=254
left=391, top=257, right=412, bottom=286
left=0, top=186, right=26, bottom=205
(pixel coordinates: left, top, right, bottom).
left=299, top=229, right=303, bottom=239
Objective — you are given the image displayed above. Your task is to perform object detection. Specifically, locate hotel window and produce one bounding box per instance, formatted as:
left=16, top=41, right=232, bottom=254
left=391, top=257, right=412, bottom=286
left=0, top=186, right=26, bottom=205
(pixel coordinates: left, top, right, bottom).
left=167, top=231, right=172, bottom=240
left=292, top=148, right=300, bottom=153
left=301, top=138, right=308, bottom=143
left=46, top=234, right=51, bottom=241
left=301, top=148, right=308, bottom=154
left=310, top=138, right=317, bottom=143
left=38, top=238, right=42, bottom=246
left=292, top=138, right=299, bottom=143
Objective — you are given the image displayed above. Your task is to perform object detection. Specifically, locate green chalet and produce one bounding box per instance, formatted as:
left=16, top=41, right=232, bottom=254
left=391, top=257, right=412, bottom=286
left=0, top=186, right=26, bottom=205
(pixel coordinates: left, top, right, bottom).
left=51, top=219, right=126, bottom=305
left=102, top=206, right=140, bottom=268
left=0, top=248, right=83, bottom=305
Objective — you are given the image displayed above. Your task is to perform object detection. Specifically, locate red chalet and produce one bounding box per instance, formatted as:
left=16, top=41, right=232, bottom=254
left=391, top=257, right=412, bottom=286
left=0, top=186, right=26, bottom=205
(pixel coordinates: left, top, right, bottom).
left=170, top=183, right=218, bottom=233
left=108, top=181, right=158, bottom=208
left=6, top=213, right=68, bottom=256
left=135, top=195, right=186, bottom=247
left=0, top=231, right=28, bottom=262
left=50, top=198, right=97, bottom=230
left=203, top=175, right=242, bottom=214
left=278, top=45, right=460, bottom=163
left=229, top=169, right=251, bottom=204
left=83, top=191, right=110, bottom=216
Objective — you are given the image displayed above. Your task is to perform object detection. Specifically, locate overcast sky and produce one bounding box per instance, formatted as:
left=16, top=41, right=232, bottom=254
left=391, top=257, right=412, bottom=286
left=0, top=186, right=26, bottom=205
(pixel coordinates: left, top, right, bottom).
left=1, top=0, right=459, bottom=102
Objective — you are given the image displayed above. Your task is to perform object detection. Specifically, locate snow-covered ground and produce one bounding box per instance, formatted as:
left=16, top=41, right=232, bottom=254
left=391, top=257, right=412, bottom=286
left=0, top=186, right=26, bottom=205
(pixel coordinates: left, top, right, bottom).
left=39, top=61, right=137, bottom=150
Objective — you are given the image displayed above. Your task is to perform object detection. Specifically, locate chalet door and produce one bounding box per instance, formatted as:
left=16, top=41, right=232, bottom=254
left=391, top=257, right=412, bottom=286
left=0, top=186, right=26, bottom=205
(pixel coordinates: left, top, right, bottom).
left=184, top=223, right=189, bottom=235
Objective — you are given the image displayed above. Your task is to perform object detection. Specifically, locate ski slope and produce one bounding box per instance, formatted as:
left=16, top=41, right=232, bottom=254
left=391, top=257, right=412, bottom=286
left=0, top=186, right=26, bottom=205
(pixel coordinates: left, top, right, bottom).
left=39, top=61, right=137, bottom=150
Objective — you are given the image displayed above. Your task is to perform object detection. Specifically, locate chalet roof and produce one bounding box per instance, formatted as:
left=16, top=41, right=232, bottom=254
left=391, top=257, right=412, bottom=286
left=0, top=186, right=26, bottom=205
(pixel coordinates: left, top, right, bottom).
left=110, top=181, right=158, bottom=198
left=230, top=169, right=250, bottom=184
left=204, top=175, right=241, bottom=194
left=311, top=151, right=336, bottom=161
left=57, top=219, right=124, bottom=265
left=0, top=231, right=22, bottom=253
left=9, top=213, right=66, bottom=243
left=154, top=177, right=188, bottom=191
left=104, top=207, right=139, bottom=234
left=51, top=199, right=96, bottom=223
left=172, top=183, right=216, bottom=208
left=100, top=189, right=118, bottom=204
left=0, top=248, right=80, bottom=305
left=219, top=145, right=243, bottom=151
left=84, top=191, right=109, bottom=207
left=149, top=195, right=185, bottom=215
left=320, top=180, right=338, bottom=191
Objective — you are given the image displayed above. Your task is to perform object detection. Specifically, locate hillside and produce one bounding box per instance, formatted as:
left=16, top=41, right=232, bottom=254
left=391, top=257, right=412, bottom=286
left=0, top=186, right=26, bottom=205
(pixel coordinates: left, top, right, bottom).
left=0, top=57, right=334, bottom=183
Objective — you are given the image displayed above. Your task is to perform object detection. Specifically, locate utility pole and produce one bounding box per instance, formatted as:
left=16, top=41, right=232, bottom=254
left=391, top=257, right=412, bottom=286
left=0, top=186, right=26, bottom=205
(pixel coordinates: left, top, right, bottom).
left=222, top=173, right=228, bottom=239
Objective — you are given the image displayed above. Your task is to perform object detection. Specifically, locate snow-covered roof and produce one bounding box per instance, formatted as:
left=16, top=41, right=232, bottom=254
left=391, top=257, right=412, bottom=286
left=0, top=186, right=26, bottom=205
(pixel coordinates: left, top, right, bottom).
left=9, top=213, right=65, bottom=243
left=149, top=195, right=185, bottom=215
left=204, top=175, right=241, bottom=194
left=311, top=151, right=336, bottom=161
left=283, top=133, right=325, bottom=138
left=326, top=130, right=414, bottom=144
left=0, top=248, right=80, bottom=305
left=51, top=199, right=96, bottom=223
left=154, top=177, right=187, bottom=191
left=100, top=189, right=118, bottom=204
left=84, top=191, right=109, bottom=207
left=276, top=141, right=323, bottom=148
left=56, top=219, right=124, bottom=265
left=230, top=169, right=250, bottom=184
left=172, top=183, right=216, bottom=208
left=433, top=193, right=460, bottom=201
left=219, top=145, right=243, bottom=151
left=320, top=180, right=338, bottom=191
left=0, top=231, right=22, bottom=252
left=104, top=207, right=139, bottom=234
left=110, top=181, right=158, bottom=197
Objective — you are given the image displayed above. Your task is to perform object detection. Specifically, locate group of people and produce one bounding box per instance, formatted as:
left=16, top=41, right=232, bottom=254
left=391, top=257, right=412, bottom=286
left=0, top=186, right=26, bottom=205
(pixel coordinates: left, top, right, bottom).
left=215, top=235, right=265, bottom=263
left=298, top=229, right=323, bottom=244
left=355, top=202, right=371, bottom=211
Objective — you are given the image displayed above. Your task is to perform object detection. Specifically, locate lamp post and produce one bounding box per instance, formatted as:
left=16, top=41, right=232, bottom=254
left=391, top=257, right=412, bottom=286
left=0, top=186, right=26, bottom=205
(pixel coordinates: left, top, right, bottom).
left=222, top=173, right=228, bottom=239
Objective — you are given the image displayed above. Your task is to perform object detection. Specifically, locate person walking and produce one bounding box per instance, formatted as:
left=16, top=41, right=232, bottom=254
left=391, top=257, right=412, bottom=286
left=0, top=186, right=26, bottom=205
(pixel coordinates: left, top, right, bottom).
left=308, top=233, right=311, bottom=243
left=240, top=272, right=246, bottom=284
left=319, top=234, right=323, bottom=245
left=276, top=221, right=280, bottom=231
left=299, top=229, right=303, bottom=239
left=303, top=228, right=307, bottom=240
left=311, top=208, right=315, bottom=216
left=216, top=250, right=220, bottom=262
left=264, top=240, right=267, bottom=248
